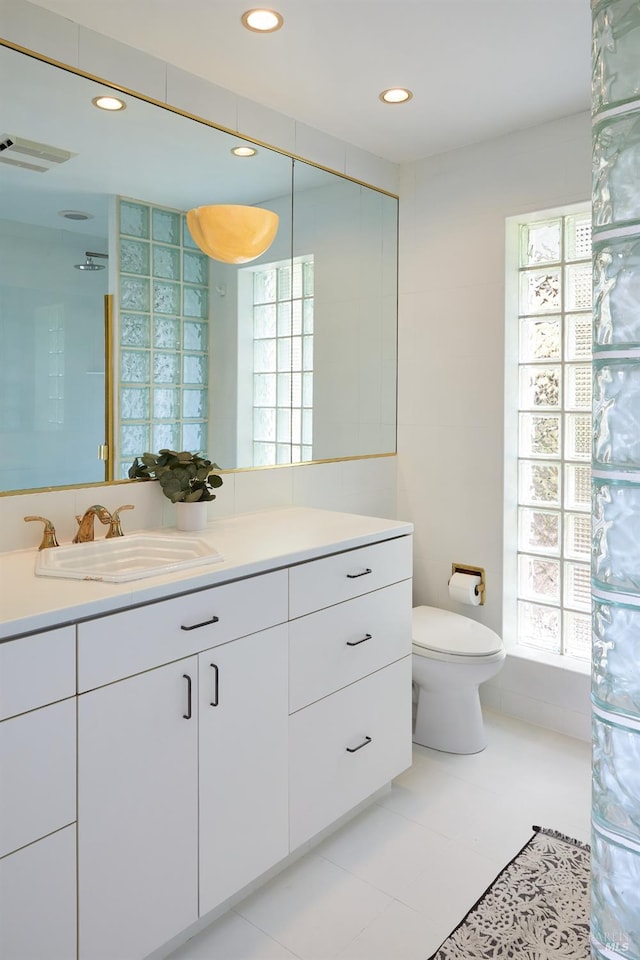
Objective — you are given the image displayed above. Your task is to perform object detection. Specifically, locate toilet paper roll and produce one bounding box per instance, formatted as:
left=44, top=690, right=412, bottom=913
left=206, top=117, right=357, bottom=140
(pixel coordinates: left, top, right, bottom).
left=448, top=571, right=482, bottom=606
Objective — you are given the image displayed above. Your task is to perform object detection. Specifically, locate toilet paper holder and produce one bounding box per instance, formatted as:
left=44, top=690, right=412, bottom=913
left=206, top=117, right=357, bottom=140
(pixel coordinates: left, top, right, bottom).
left=450, top=563, right=486, bottom=605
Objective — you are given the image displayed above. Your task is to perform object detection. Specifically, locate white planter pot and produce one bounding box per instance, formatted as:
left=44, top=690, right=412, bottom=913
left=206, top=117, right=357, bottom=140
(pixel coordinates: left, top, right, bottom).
left=175, top=500, right=208, bottom=532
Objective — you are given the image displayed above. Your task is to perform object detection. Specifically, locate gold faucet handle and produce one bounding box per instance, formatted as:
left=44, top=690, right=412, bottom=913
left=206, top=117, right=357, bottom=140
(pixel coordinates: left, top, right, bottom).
left=106, top=504, right=135, bottom=538
left=24, top=515, right=60, bottom=550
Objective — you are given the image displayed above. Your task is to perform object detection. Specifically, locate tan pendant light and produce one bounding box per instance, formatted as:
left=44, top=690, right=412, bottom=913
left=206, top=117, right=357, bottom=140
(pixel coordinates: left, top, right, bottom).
left=186, top=204, right=279, bottom=264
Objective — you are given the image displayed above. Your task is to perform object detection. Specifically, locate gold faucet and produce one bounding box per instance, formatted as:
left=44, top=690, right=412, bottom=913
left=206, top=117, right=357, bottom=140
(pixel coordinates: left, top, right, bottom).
left=73, top=505, right=112, bottom=543
left=24, top=515, right=60, bottom=550
left=105, top=504, right=135, bottom=538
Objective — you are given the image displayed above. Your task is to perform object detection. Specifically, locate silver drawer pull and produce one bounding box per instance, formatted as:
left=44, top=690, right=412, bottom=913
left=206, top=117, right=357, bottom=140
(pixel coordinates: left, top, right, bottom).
left=180, top=615, right=220, bottom=631
left=346, top=568, right=372, bottom=579
left=346, top=736, right=372, bottom=753
left=346, top=633, right=372, bottom=647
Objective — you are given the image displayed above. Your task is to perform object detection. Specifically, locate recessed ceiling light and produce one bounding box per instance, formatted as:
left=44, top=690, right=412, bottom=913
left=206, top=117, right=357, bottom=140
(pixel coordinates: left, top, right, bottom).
left=59, top=210, right=93, bottom=221
left=241, top=8, right=284, bottom=32
left=92, top=95, right=127, bottom=112
left=379, top=88, right=413, bottom=104
left=231, top=145, right=258, bottom=157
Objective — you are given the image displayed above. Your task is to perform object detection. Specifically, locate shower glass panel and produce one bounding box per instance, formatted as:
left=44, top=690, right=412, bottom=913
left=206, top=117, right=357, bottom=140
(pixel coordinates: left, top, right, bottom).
left=0, top=221, right=107, bottom=490
left=591, top=1, right=640, bottom=956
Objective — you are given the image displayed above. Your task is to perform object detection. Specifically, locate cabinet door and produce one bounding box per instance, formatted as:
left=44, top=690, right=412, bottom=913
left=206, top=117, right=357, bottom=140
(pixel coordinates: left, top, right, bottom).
left=199, top=625, right=289, bottom=915
left=78, top=657, right=198, bottom=960
left=0, top=825, right=76, bottom=960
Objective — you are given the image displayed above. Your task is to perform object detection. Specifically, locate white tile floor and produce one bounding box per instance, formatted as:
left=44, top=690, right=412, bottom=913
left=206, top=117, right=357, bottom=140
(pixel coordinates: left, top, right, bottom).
left=167, top=710, right=591, bottom=960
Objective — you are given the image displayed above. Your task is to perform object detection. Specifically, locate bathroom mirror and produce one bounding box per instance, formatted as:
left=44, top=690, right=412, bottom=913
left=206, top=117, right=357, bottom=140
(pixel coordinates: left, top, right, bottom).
left=0, top=41, right=398, bottom=494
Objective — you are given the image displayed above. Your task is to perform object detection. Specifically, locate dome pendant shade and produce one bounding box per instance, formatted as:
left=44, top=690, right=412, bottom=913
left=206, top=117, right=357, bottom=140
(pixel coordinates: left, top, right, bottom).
left=186, top=204, right=279, bottom=264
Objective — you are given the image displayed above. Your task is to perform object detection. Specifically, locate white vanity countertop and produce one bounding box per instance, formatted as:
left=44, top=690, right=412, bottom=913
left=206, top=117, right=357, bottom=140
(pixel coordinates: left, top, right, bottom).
left=0, top=507, right=413, bottom=641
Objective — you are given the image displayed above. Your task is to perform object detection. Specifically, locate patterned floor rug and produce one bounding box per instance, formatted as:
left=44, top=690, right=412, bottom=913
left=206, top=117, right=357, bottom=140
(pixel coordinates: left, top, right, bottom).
left=427, top=826, right=590, bottom=959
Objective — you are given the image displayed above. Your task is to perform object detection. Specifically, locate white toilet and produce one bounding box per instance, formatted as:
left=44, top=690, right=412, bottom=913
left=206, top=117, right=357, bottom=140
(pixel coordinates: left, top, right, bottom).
left=412, top=605, right=505, bottom=754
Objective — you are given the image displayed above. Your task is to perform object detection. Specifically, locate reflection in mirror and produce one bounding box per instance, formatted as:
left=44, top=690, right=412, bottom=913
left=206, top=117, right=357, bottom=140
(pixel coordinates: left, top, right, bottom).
left=292, top=161, right=398, bottom=462
left=114, top=178, right=293, bottom=477
left=0, top=41, right=398, bottom=495
left=0, top=220, right=108, bottom=491
left=215, top=162, right=399, bottom=470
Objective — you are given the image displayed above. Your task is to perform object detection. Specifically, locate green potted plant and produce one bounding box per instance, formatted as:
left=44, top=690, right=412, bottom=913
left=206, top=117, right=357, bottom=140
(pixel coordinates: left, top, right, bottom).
left=129, top=449, right=223, bottom=530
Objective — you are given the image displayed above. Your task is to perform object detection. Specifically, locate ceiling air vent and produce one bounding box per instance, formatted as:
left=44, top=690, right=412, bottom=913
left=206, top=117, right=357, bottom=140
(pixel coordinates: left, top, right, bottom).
left=0, top=135, right=76, bottom=173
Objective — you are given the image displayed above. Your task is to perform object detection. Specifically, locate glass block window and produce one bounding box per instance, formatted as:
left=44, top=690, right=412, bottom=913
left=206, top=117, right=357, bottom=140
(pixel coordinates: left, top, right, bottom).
left=117, top=198, right=210, bottom=478
left=516, top=209, right=592, bottom=660
left=250, top=257, right=313, bottom=466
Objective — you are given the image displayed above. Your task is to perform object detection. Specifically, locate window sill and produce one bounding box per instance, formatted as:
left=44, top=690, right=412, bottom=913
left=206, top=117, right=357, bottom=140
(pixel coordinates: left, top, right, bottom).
left=507, top=644, right=591, bottom=677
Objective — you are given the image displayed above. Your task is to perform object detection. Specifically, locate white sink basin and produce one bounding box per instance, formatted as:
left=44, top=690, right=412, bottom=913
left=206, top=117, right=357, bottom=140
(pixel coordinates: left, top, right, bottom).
left=34, top=534, right=224, bottom=582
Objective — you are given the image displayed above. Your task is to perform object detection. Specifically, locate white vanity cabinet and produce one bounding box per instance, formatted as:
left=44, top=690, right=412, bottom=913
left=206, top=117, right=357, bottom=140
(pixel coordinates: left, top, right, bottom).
left=77, top=570, right=289, bottom=960
left=0, top=625, right=77, bottom=960
left=288, top=537, right=413, bottom=849
left=0, top=509, right=413, bottom=960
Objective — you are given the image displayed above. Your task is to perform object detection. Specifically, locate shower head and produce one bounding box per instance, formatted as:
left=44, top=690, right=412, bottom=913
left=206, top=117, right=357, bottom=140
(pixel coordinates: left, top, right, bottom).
left=75, top=257, right=103, bottom=271
left=75, top=251, right=108, bottom=271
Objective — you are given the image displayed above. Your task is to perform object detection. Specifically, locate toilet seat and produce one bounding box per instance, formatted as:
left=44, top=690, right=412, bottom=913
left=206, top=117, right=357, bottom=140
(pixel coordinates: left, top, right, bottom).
left=412, top=605, right=503, bottom=659
left=412, top=643, right=505, bottom=666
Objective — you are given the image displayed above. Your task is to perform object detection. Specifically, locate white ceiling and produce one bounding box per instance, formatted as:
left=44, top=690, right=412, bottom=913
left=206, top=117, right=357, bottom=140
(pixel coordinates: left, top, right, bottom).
left=24, top=0, right=591, bottom=164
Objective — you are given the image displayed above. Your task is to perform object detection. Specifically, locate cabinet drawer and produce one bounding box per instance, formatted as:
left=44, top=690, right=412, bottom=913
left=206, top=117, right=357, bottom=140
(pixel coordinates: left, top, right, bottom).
left=289, top=536, right=412, bottom=619
left=0, top=825, right=76, bottom=960
left=289, top=579, right=412, bottom=712
left=0, top=698, right=76, bottom=858
left=0, top=626, right=75, bottom=721
left=77, top=569, right=288, bottom=690
left=289, top=656, right=412, bottom=850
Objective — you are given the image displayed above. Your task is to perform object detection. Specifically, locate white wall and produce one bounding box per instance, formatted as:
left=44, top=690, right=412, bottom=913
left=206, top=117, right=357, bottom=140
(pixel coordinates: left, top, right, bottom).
left=397, top=114, right=593, bottom=740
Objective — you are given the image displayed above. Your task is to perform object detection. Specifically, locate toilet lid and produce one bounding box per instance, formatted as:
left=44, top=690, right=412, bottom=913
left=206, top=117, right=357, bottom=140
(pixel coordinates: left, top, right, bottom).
left=412, top=605, right=503, bottom=657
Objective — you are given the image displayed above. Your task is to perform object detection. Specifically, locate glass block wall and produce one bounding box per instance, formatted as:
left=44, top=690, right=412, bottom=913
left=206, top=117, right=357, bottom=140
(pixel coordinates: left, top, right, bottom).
left=117, top=198, right=210, bottom=478
left=591, top=1, right=640, bottom=956
left=516, top=211, right=592, bottom=659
